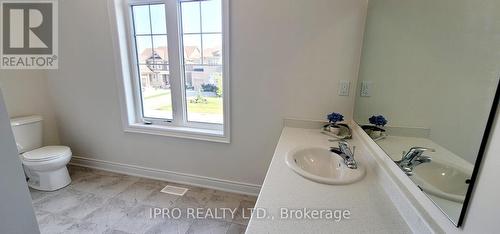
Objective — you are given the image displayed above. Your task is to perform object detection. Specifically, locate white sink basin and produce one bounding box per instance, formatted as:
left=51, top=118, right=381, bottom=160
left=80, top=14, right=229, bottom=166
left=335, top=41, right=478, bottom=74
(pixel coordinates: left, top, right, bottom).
left=285, top=147, right=366, bottom=185
left=411, top=161, right=470, bottom=203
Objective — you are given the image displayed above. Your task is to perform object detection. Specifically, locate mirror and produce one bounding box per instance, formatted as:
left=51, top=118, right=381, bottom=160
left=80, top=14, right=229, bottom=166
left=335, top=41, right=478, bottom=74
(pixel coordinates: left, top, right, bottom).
left=354, top=0, right=500, bottom=226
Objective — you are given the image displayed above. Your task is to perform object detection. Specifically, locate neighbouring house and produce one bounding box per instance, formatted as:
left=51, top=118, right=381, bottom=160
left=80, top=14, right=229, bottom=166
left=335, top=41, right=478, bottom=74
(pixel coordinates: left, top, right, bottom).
left=140, top=47, right=170, bottom=90
left=140, top=46, right=222, bottom=92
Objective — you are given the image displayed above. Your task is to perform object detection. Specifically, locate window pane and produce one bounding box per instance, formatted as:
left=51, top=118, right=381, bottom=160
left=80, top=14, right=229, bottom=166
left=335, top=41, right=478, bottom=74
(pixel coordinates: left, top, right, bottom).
left=202, top=34, right=222, bottom=65
left=184, top=65, right=223, bottom=124
left=181, top=1, right=201, bottom=33
left=150, top=4, right=166, bottom=34
left=132, top=5, right=151, bottom=35
left=183, top=34, right=202, bottom=64
left=201, top=0, right=222, bottom=33
left=152, top=35, right=168, bottom=64
left=135, top=36, right=153, bottom=64
left=139, top=65, right=173, bottom=119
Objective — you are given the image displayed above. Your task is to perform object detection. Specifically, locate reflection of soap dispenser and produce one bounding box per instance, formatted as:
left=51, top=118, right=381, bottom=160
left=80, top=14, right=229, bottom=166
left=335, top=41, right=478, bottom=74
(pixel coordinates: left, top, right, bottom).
left=370, top=130, right=382, bottom=138
left=368, top=115, right=387, bottom=139
left=328, top=125, right=341, bottom=135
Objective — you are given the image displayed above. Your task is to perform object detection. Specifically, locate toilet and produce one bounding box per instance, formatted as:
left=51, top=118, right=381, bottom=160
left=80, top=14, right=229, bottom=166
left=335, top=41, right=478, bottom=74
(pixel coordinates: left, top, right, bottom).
left=10, top=115, right=72, bottom=191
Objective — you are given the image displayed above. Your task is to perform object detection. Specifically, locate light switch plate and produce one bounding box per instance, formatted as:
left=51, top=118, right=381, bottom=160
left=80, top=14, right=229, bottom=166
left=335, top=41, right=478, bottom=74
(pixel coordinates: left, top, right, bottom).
left=360, top=81, right=372, bottom=97
left=338, top=80, right=350, bottom=96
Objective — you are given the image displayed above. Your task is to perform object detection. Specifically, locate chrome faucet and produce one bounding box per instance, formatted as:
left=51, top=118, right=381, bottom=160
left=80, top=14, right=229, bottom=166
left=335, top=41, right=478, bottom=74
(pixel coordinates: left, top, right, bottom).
left=395, top=147, right=434, bottom=175
left=330, top=141, right=358, bottom=169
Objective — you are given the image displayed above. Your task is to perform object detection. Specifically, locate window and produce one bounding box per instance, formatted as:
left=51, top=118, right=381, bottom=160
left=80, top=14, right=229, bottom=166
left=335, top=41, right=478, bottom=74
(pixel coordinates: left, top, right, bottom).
left=132, top=4, right=172, bottom=120
left=180, top=0, right=223, bottom=124
left=115, top=0, right=229, bottom=142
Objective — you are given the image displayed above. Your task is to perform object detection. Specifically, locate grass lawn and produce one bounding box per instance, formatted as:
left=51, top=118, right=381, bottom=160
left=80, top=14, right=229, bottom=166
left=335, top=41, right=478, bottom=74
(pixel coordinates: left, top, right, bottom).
left=143, top=89, right=170, bottom=99
left=144, top=89, right=222, bottom=114
left=157, top=96, right=223, bottom=114
left=187, top=97, right=223, bottom=114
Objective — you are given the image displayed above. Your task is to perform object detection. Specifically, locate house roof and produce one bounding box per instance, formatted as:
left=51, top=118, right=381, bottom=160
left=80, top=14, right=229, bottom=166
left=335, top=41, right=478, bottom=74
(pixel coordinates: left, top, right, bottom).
left=140, top=47, right=168, bottom=62
left=140, top=46, right=221, bottom=62
left=184, top=46, right=201, bottom=59
left=140, top=46, right=200, bottom=62
left=203, top=48, right=221, bottom=57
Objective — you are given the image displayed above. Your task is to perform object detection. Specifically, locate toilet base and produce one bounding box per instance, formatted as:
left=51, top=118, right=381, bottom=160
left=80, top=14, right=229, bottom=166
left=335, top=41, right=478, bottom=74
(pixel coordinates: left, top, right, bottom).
left=26, top=166, right=72, bottom=191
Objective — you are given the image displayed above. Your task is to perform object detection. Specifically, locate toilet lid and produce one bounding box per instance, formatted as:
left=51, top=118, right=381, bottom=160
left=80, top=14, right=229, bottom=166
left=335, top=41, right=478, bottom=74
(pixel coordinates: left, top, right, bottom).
left=22, top=146, right=71, bottom=162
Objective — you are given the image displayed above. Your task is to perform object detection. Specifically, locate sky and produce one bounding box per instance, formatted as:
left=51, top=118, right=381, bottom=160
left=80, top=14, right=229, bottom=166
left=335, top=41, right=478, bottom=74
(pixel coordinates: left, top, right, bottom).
left=132, top=0, right=222, bottom=65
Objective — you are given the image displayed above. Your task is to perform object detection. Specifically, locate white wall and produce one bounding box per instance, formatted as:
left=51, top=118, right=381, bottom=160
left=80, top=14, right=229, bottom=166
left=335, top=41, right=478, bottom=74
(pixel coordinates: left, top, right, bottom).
left=46, top=0, right=368, bottom=186
left=354, top=0, right=500, bottom=163
left=0, top=70, right=59, bottom=145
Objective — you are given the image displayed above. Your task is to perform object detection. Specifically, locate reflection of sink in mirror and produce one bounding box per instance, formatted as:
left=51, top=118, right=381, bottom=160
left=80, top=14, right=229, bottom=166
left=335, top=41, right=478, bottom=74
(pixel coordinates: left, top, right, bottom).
left=411, top=161, right=470, bottom=203
left=285, top=147, right=366, bottom=185
left=374, top=135, right=474, bottom=222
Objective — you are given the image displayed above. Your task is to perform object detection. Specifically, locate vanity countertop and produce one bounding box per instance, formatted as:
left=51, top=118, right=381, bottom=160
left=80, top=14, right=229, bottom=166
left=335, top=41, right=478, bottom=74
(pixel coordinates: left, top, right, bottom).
left=246, top=127, right=412, bottom=234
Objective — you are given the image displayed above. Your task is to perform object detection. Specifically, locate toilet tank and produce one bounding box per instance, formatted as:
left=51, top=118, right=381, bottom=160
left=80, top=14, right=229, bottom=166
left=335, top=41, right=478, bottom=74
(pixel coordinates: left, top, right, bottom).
left=10, top=115, right=43, bottom=154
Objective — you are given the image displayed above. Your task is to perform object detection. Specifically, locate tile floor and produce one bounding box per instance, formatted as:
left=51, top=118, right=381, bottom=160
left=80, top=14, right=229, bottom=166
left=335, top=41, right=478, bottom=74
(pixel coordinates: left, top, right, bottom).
left=29, top=165, right=257, bottom=234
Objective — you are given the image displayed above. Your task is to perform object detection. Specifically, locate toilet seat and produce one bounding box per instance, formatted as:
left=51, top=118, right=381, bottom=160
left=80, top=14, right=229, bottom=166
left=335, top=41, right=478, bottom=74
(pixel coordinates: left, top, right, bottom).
left=22, top=146, right=71, bottom=162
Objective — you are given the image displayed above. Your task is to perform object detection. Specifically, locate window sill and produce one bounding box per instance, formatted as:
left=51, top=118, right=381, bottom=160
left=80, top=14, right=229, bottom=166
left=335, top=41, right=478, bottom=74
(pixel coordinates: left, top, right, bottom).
left=124, top=123, right=230, bottom=143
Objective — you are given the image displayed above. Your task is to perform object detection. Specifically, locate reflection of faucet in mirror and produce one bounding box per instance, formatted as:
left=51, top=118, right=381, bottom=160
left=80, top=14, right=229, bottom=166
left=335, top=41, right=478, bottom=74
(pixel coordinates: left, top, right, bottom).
left=395, top=147, right=435, bottom=176
left=330, top=141, right=358, bottom=169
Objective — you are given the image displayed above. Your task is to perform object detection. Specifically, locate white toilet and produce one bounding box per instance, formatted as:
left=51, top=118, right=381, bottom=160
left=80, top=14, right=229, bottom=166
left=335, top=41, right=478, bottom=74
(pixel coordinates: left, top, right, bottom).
left=10, top=115, right=72, bottom=191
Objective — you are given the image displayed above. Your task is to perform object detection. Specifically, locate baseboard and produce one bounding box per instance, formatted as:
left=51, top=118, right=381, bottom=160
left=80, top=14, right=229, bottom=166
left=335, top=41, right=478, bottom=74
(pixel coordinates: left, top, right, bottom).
left=70, top=156, right=261, bottom=196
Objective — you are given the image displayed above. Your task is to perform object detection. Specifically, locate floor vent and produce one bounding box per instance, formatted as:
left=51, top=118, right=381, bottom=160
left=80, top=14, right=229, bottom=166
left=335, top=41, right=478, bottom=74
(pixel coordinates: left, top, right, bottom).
left=160, top=185, right=189, bottom=196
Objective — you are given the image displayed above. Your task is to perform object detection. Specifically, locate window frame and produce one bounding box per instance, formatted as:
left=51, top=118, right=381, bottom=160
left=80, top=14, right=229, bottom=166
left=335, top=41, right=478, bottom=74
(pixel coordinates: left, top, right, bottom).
left=111, top=0, right=230, bottom=143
